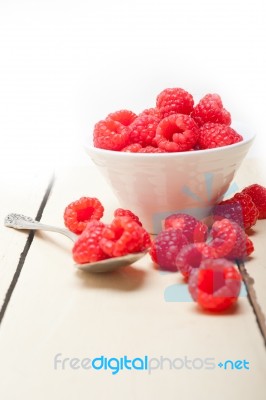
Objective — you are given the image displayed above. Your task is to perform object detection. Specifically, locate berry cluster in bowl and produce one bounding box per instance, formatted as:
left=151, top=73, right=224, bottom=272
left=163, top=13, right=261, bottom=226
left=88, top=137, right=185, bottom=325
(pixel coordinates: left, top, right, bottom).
left=63, top=183, right=266, bottom=312
left=93, top=88, right=243, bottom=153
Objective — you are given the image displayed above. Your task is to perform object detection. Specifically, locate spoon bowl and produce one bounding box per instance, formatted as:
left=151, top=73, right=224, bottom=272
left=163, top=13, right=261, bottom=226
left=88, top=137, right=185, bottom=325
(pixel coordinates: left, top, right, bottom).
left=4, top=213, right=148, bottom=273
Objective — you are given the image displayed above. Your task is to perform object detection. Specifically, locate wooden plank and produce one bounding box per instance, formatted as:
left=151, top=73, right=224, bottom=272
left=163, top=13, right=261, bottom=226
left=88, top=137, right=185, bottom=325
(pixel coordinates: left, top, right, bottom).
left=0, top=169, right=53, bottom=319
left=0, top=160, right=266, bottom=400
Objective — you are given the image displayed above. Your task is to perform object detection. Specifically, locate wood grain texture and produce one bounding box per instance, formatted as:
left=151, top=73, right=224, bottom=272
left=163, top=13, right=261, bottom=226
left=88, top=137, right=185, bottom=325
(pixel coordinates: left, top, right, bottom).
left=0, top=159, right=266, bottom=400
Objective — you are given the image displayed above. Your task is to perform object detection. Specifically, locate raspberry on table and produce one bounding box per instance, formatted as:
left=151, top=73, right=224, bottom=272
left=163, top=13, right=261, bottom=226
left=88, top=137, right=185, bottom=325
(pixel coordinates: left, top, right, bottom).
left=114, top=208, right=142, bottom=226
left=72, top=220, right=109, bottom=264
left=208, top=218, right=254, bottom=260
left=191, top=93, right=231, bottom=127
left=93, top=119, right=130, bottom=151
left=164, top=213, right=208, bottom=243
left=107, top=109, right=137, bottom=126
left=156, top=88, right=194, bottom=119
left=121, top=143, right=142, bottom=152
left=188, top=258, right=242, bottom=311
left=213, top=193, right=259, bottom=230
left=128, top=114, right=160, bottom=147
left=175, top=242, right=212, bottom=279
left=99, top=216, right=149, bottom=257
left=198, top=123, right=243, bottom=149
left=149, top=228, right=188, bottom=272
left=155, top=114, right=199, bottom=152
left=64, top=197, right=104, bottom=234
left=242, top=184, right=266, bottom=219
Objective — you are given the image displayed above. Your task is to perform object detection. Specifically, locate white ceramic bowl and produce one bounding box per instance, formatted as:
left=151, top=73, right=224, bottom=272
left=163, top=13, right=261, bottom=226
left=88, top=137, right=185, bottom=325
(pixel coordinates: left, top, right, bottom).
left=86, top=123, right=255, bottom=233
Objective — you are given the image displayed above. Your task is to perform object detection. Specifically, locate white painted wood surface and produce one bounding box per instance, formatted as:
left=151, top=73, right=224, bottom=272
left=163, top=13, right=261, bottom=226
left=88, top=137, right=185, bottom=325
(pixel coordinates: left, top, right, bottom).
left=0, top=159, right=265, bottom=400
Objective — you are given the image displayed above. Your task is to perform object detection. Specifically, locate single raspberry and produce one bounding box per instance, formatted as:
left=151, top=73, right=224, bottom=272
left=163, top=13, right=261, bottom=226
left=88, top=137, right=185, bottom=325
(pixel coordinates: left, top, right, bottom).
left=208, top=219, right=254, bottom=260
left=242, top=184, right=266, bottom=219
left=164, top=213, right=208, bottom=243
left=121, top=143, right=142, bottom=152
left=213, top=193, right=259, bottom=230
left=114, top=208, right=142, bottom=226
left=155, top=114, right=199, bottom=152
left=128, top=114, right=160, bottom=147
left=107, top=109, right=137, bottom=126
left=93, top=119, right=130, bottom=151
left=64, top=197, right=104, bottom=234
left=188, top=258, right=242, bottom=311
left=191, top=94, right=231, bottom=127
left=156, top=88, right=194, bottom=119
left=198, top=123, right=243, bottom=149
left=139, top=107, right=161, bottom=119
left=99, top=216, right=148, bottom=257
left=72, top=220, right=108, bottom=264
left=175, top=242, right=213, bottom=279
left=138, top=146, right=165, bottom=153
left=149, top=228, right=188, bottom=272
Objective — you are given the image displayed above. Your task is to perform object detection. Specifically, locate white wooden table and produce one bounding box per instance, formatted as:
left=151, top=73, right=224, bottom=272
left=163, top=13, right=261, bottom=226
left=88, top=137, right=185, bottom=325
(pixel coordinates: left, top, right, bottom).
left=0, top=157, right=266, bottom=400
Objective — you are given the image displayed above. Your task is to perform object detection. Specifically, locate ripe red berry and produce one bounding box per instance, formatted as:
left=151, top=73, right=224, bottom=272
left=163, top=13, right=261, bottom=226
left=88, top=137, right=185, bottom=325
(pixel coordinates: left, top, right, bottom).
left=208, top=218, right=254, bottom=260
left=156, top=88, right=194, bottom=119
left=121, top=143, right=142, bottom=152
left=155, top=114, right=199, bottom=152
left=138, top=146, right=165, bottom=153
left=188, top=258, right=242, bottom=311
left=242, top=184, right=266, bottom=219
left=149, top=228, right=188, bottom=272
left=114, top=208, right=142, bottom=226
left=93, top=119, right=130, bottom=151
left=198, top=123, right=243, bottom=149
left=175, top=242, right=213, bottom=279
left=128, top=114, right=160, bottom=147
left=64, top=197, right=104, bottom=234
left=107, top=109, right=137, bottom=126
left=164, top=213, right=208, bottom=243
left=191, top=93, right=231, bottom=127
left=72, top=220, right=109, bottom=264
left=214, top=193, right=259, bottom=230
left=99, top=216, right=149, bottom=257
left=138, top=107, right=161, bottom=119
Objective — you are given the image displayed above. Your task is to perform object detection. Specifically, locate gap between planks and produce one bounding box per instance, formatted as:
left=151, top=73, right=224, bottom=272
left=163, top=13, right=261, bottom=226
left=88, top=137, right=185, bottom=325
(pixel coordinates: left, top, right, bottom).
left=0, top=175, right=55, bottom=326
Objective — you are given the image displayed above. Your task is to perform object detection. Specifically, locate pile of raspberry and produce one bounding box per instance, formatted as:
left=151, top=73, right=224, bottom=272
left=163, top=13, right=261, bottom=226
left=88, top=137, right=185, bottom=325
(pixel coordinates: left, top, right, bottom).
left=149, top=183, right=266, bottom=312
left=63, top=197, right=151, bottom=264
left=93, top=88, right=243, bottom=153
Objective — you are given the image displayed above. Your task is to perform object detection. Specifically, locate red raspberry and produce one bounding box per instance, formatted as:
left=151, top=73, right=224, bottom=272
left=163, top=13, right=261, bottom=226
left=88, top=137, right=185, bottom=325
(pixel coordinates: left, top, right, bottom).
left=107, top=109, right=137, bottom=126
left=214, top=193, right=259, bottom=230
left=99, top=216, right=148, bottom=257
left=72, top=220, right=108, bottom=264
left=139, top=107, right=161, bottom=119
left=149, top=228, right=188, bottom=272
left=208, top=219, right=254, bottom=260
left=175, top=242, right=213, bottom=279
left=164, top=213, right=208, bottom=243
left=242, top=184, right=266, bottom=219
left=64, top=197, right=104, bottom=234
left=138, top=146, right=165, bottom=153
left=155, top=114, right=199, bottom=152
left=93, top=119, right=130, bottom=151
left=121, top=143, right=142, bottom=152
left=188, top=258, right=242, bottom=311
left=114, top=208, right=142, bottom=226
left=156, top=88, right=194, bottom=118
left=198, top=123, right=243, bottom=149
left=128, top=114, right=160, bottom=147
left=191, top=94, right=231, bottom=127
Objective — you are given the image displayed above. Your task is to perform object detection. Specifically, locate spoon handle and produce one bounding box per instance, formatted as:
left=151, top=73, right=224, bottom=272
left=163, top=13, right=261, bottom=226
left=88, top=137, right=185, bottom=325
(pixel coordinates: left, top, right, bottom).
left=4, top=213, right=77, bottom=242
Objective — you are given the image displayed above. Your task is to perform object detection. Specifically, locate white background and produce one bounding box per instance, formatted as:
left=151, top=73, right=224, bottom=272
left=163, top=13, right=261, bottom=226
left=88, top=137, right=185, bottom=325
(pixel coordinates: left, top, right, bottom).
left=0, top=0, right=265, bottom=173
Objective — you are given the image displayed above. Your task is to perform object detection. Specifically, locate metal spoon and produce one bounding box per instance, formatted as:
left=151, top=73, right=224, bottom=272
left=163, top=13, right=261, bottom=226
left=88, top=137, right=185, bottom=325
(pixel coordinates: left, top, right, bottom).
left=4, top=213, right=148, bottom=273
